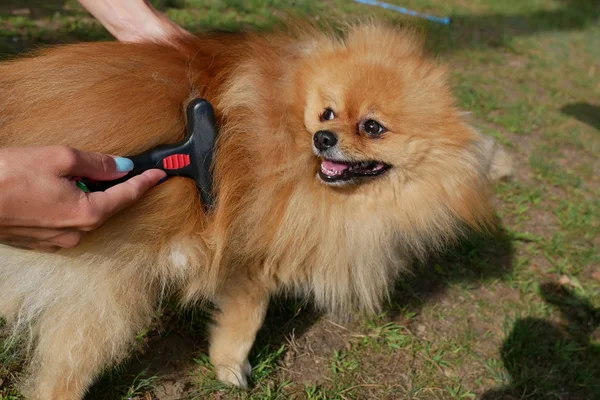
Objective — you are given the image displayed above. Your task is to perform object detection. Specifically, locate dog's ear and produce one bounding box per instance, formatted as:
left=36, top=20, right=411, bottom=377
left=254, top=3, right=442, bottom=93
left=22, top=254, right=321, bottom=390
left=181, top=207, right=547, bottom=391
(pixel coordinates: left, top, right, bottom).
left=344, top=22, right=425, bottom=60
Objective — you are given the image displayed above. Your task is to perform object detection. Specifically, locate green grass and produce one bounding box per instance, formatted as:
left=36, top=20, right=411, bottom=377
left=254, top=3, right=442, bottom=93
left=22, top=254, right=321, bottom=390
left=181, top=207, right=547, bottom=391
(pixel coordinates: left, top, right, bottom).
left=1, top=0, right=599, bottom=399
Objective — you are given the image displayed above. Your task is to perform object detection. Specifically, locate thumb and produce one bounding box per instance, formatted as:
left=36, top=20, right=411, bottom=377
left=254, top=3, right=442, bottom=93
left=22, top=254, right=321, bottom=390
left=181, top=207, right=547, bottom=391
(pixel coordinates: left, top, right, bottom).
left=84, top=169, right=167, bottom=226
left=61, top=149, right=134, bottom=181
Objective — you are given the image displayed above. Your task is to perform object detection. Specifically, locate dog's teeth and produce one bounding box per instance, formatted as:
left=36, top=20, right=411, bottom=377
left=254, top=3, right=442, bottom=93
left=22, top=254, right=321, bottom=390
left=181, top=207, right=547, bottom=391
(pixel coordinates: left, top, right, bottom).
left=321, top=163, right=342, bottom=176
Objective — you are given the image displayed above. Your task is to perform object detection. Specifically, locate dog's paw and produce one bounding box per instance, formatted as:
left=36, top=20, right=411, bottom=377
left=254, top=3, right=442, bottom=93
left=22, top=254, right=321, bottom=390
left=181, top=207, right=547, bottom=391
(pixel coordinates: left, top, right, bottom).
left=215, top=360, right=251, bottom=388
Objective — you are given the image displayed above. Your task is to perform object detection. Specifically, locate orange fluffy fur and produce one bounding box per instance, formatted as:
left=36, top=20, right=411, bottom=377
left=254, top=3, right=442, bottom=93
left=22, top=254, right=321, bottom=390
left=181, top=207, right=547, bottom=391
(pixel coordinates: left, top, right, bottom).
left=0, top=22, right=500, bottom=399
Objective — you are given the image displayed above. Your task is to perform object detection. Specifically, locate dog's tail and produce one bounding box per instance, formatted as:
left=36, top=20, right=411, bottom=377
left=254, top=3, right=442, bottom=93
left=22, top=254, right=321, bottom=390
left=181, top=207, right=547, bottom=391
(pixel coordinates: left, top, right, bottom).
left=478, top=134, right=514, bottom=182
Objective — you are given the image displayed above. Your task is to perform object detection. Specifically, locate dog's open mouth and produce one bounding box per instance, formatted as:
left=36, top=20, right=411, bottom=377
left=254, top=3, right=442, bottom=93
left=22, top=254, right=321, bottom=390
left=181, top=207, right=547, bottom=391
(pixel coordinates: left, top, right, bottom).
left=318, top=159, right=391, bottom=183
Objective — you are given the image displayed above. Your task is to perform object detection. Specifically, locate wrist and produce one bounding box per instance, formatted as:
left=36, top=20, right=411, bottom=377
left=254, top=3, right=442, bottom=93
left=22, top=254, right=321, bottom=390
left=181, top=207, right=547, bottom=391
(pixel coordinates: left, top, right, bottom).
left=80, top=0, right=187, bottom=44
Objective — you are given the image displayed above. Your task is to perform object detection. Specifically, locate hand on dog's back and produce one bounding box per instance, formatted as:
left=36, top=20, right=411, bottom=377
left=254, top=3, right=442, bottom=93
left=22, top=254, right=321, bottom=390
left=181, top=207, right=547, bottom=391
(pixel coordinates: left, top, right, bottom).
left=0, top=145, right=166, bottom=252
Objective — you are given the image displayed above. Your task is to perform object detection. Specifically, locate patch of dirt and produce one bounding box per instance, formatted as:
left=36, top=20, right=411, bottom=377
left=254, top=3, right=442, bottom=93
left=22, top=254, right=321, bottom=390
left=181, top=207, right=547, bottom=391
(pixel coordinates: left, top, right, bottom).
left=153, top=380, right=189, bottom=400
left=276, top=318, right=351, bottom=385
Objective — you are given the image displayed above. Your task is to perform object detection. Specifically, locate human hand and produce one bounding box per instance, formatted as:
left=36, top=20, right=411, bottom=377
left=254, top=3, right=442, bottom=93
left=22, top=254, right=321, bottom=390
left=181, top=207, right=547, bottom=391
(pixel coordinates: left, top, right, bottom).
left=79, top=0, right=192, bottom=44
left=0, top=146, right=166, bottom=252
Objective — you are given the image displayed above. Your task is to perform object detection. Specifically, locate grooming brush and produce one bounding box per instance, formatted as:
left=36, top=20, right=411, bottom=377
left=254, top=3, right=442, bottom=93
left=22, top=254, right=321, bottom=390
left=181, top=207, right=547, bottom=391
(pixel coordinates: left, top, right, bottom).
left=76, top=98, right=218, bottom=209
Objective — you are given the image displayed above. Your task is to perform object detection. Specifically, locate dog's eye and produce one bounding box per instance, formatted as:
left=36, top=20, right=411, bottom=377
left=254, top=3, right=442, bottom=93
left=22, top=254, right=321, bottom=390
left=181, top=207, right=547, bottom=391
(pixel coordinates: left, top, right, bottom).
left=363, top=119, right=386, bottom=136
left=321, top=108, right=335, bottom=121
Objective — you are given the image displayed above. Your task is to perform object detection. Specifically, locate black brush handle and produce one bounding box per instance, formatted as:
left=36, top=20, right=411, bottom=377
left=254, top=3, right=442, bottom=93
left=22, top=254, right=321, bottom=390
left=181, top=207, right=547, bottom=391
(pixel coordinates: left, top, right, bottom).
left=187, top=98, right=218, bottom=207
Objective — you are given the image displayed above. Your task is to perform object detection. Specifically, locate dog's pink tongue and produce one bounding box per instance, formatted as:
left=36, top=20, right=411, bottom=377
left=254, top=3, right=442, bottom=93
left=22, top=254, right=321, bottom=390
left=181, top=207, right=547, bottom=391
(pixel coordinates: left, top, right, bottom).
left=322, top=160, right=349, bottom=172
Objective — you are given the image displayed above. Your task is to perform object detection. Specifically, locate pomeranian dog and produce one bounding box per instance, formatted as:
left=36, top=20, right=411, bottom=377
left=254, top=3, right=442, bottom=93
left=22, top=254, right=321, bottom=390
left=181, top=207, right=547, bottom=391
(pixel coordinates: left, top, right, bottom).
left=0, top=21, right=508, bottom=399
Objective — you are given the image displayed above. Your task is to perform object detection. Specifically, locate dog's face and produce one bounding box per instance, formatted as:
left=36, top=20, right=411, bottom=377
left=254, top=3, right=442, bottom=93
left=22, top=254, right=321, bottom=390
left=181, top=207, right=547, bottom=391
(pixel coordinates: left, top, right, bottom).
left=304, top=62, right=395, bottom=187
left=298, top=25, right=474, bottom=189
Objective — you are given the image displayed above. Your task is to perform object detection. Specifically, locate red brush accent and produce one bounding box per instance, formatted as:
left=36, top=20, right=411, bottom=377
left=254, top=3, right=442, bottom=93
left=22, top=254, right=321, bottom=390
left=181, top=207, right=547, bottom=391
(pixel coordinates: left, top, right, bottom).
left=162, top=154, right=190, bottom=170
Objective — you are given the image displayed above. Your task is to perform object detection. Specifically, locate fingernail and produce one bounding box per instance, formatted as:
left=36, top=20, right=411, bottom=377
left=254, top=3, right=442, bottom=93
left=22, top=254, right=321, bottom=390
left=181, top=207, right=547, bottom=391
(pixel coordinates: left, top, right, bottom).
left=114, top=157, right=134, bottom=172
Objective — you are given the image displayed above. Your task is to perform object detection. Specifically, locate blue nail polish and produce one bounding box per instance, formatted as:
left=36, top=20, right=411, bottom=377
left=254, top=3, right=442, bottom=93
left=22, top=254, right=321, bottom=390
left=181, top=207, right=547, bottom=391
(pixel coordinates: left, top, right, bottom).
left=114, top=157, right=134, bottom=172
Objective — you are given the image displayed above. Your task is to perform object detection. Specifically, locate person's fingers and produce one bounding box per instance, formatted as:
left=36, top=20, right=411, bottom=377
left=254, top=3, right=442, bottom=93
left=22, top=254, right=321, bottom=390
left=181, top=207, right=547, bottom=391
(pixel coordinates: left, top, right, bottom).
left=1, top=239, right=60, bottom=253
left=0, top=229, right=84, bottom=249
left=0, top=227, right=72, bottom=242
left=50, top=146, right=134, bottom=181
left=79, top=169, right=167, bottom=230
left=47, top=231, right=85, bottom=249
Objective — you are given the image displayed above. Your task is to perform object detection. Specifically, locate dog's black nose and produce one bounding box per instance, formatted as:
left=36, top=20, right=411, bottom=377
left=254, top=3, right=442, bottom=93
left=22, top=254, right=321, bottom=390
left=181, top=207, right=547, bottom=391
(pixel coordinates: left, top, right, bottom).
left=313, top=130, right=338, bottom=151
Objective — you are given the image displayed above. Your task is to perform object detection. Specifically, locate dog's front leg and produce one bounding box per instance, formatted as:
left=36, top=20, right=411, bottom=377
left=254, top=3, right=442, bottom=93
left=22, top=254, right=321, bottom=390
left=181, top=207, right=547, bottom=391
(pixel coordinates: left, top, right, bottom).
left=209, top=275, right=269, bottom=388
